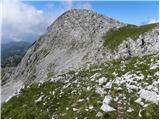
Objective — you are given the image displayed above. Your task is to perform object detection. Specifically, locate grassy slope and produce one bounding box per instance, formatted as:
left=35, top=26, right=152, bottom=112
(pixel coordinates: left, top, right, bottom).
left=1, top=54, right=159, bottom=119
left=103, top=23, right=158, bottom=50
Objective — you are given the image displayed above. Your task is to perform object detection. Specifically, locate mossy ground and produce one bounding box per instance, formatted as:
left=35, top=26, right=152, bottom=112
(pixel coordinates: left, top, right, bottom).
left=1, top=54, right=159, bottom=119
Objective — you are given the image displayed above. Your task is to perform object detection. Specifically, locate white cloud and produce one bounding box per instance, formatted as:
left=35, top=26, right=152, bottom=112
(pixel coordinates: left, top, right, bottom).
left=146, top=18, right=158, bottom=24
left=1, top=0, right=48, bottom=43
left=1, top=0, right=92, bottom=43
left=141, top=18, right=158, bottom=25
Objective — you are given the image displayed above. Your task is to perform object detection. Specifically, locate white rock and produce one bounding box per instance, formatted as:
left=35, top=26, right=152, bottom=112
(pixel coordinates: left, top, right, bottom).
left=119, top=80, right=125, bottom=85
left=89, top=105, right=94, bottom=110
left=123, top=96, right=126, bottom=100
left=152, top=81, right=158, bottom=86
left=114, top=97, right=119, bottom=102
left=101, top=104, right=116, bottom=112
left=127, top=107, right=134, bottom=112
left=51, top=78, right=54, bottom=82
left=144, top=104, right=149, bottom=108
left=152, top=87, right=158, bottom=93
left=150, top=63, right=158, bottom=70
left=95, top=87, right=106, bottom=95
left=101, top=95, right=116, bottom=112
left=112, top=72, right=117, bottom=76
left=123, top=73, right=133, bottom=81
left=87, top=86, right=91, bottom=91
left=71, top=90, right=76, bottom=94
left=96, top=111, right=103, bottom=117
left=103, top=81, right=112, bottom=89
left=73, top=108, right=78, bottom=111
left=147, top=75, right=152, bottom=78
left=75, top=72, right=79, bottom=75
left=78, top=99, right=84, bottom=102
left=63, top=83, right=71, bottom=89
left=43, top=102, right=46, bottom=105
left=77, top=84, right=80, bottom=87
left=139, top=109, right=142, bottom=117
left=138, top=84, right=142, bottom=89
left=86, top=97, right=90, bottom=101
left=146, top=85, right=153, bottom=90
left=103, top=95, right=112, bottom=104
left=66, top=107, right=69, bottom=110
left=136, top=74, right=145, bottom=80
left=139, top=89, right=159, bottom=104
left=98, top=77, right=107, bottom=85
left=52, top=91, right=55, bottom=95
left=126, top=84, right=139, bottom=91
left=144, top=82, right=149, bottom=86
left=113, top=77, right=122, bottom=85
left=52, top=114, right=55, bottom=119
left=128, top=89, right=133, bottom=93
left=85, top=108, right=89, bottom=111
left=116, top=87, right=122, bottom=90
left=38, top=83, right=41, bottom=87
left=135, top=98, right=144, bottom=106
left=35, top=95, right=44, bottom=103
left=154, top=72, right=159, bottom=77
left=73, top=79, right=78, bottom=84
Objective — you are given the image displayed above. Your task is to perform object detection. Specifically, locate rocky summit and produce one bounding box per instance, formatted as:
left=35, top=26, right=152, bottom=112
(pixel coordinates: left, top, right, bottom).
left=1, top=9, right=159, bottom=119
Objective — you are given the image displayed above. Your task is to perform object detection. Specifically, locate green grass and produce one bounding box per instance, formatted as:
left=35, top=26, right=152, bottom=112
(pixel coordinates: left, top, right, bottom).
left=47, top=72, right=55, bottom=79
left=103, top=23, right=158, bottom=50
left=141, top=103, right=159, bottom=119
left=1, top=54, right=159, bottom=119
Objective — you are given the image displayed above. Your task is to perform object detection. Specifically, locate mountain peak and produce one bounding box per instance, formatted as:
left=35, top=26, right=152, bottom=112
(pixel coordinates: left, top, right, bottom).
left=48, top=9, right=124, bottom=32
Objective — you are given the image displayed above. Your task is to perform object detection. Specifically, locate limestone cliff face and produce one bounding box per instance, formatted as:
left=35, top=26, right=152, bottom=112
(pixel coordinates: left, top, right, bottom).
left=1, top=9, right=158, bottom=103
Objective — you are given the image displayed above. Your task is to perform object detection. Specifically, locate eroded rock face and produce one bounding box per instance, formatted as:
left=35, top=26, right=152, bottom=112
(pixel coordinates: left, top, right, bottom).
left=1, top=67, right=16, bottom=86
left=1, top=9, right=158, bottom=103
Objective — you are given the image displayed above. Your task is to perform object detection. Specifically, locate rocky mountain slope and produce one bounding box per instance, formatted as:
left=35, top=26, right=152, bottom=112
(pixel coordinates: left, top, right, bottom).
left=2, top=54, right=159, bottom=119
left=1, top=9, right=159, bottom=119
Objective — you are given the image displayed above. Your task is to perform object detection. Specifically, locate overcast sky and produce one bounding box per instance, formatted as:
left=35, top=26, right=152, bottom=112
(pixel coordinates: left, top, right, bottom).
left=1, top=0, right=159, bottom=44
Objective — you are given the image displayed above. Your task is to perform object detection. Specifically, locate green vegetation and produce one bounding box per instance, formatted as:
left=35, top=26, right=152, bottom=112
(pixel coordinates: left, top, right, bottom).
left=1, top=54, right=158, bottom=119
left=103, top=23, right=158, bottom=50
left=47, top=72, right=55, bottom=79
left=1, top=55, right=22, bottom=68
left=1, top=41, right=31, bottom=68
left=141, top=104, right=159, bottom=119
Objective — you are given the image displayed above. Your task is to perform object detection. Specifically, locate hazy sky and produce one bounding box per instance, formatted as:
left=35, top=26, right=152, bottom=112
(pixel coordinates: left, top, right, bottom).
left=1, top=0, right=159, bottom=43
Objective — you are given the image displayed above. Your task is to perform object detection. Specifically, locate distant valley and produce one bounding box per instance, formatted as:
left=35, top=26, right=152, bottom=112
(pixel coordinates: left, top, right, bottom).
left=1, top=41, right=31, bottom=68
